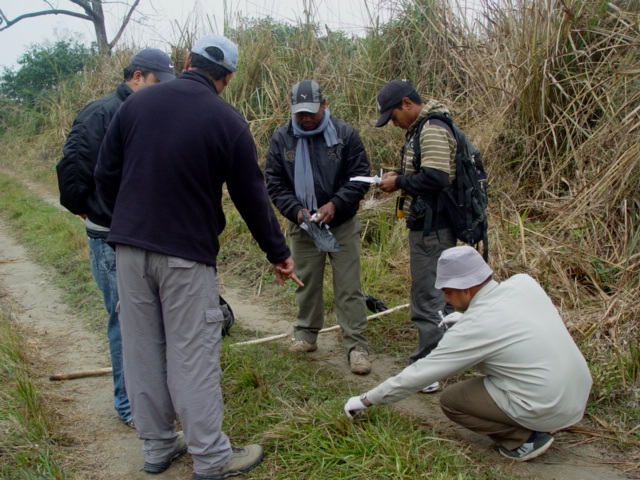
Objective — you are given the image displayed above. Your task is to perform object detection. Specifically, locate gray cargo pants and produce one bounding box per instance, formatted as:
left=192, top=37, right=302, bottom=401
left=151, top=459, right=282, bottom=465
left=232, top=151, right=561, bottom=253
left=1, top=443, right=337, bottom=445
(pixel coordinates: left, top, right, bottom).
left=116, top=245, right=232, bottom=471
left=408, top=227, right=456, bottom=363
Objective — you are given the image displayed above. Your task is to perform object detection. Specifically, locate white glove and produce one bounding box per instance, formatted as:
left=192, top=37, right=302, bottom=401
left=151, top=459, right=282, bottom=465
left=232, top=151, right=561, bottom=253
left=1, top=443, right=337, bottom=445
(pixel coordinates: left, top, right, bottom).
left=344, top=395, right=367, bottom=419
left=438, top=311, right=463, bottom=329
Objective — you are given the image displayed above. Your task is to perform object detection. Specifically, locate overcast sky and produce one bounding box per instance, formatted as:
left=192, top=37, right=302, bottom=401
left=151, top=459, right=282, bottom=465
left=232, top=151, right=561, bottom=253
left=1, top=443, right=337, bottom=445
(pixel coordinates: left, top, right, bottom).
left=0, top=0, right=398, bottom=69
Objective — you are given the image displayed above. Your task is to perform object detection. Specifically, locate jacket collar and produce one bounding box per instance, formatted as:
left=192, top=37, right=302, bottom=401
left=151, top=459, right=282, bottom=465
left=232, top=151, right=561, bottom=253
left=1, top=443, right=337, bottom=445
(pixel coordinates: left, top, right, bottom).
left=180, top=69, right=219, bottom=94
left=116, top=81, right=134, bottom=101
left=468, top=279, right=500, bottom=310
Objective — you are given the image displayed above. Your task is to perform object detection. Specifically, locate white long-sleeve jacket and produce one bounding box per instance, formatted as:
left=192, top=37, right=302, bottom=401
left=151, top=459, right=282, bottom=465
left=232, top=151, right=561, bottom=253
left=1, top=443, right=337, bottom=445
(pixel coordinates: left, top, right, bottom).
left=366, top=275, right=592, bottom=432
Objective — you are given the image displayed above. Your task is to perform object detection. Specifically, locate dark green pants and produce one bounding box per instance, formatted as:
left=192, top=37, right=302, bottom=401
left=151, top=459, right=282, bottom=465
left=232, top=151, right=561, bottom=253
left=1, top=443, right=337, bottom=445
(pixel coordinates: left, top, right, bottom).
left=289, top=216, right=368, bottom=357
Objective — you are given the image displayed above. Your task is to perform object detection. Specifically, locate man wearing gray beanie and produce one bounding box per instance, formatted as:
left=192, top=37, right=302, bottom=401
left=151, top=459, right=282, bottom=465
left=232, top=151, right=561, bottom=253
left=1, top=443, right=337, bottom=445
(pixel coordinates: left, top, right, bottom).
left=344, top=246, right=592, bottom=462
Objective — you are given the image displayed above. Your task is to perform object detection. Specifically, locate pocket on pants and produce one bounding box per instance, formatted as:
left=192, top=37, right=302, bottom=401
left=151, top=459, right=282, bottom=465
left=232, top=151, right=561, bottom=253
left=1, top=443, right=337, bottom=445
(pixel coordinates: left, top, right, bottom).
left=204, top=308, right=224, bottom=351
left=167, top=256, right=197, bottom=268
left=205, top=308, right=224, bottom=325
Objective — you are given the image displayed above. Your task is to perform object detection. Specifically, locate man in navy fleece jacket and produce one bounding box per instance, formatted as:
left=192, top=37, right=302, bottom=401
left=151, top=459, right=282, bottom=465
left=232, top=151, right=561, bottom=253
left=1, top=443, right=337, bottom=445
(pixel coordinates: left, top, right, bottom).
left=95, top=34, right=302, bottom=480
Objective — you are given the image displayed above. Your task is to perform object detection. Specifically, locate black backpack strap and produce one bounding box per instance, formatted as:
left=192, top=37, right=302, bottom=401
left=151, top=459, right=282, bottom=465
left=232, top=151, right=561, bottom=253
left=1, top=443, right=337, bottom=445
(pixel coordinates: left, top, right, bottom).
left=411, top=113, right=456, bottom=166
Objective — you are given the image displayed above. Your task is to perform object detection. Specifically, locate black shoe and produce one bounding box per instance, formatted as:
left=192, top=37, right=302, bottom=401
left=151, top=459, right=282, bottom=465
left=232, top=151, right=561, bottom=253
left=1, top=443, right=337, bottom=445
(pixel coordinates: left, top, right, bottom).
left=498, top=432, right=554, bottom=462
left=143, top=432, right=188, bottom=474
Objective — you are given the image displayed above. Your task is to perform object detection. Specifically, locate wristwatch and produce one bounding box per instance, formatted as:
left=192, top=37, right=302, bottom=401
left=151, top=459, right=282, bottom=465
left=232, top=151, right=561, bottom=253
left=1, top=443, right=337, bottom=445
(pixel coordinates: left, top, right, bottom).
left=360, top=394, right=371, bottom=407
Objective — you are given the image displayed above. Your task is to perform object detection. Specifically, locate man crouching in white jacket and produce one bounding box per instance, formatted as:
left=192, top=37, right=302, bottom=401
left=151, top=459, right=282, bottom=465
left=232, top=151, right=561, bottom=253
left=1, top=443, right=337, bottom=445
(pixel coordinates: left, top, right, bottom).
left=344, top=245, right=592, bottom=462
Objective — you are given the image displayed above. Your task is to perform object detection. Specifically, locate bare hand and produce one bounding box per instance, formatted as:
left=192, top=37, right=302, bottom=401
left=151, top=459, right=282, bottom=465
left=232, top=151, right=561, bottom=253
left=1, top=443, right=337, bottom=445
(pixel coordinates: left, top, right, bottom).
left=274, top=257, right=304, bottom=287
left=312, top=201, right=336, bottom=224
left=378, top=172, right=399, bottom=193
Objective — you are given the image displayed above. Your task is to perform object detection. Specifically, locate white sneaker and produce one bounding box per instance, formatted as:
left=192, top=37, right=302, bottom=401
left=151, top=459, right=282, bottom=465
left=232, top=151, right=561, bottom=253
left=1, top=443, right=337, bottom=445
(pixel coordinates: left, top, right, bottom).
left=420, top=381, right=440, bottom=393
left=289, top=340, right=317, bottom=353
left=349, top=346, right=371, bottom=375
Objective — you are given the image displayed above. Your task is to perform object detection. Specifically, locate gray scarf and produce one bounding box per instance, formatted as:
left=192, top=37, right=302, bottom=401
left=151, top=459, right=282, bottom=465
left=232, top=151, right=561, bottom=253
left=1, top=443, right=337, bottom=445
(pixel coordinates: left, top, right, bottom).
left=291, top=109, right=339, bottom=211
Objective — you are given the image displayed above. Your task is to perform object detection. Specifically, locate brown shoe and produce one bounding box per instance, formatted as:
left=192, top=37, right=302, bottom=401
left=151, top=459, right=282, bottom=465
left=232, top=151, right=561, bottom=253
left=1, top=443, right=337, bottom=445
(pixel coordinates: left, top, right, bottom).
left=349, top=346, right=371, bottom=375
left=289, top=340, right=317, bottom=353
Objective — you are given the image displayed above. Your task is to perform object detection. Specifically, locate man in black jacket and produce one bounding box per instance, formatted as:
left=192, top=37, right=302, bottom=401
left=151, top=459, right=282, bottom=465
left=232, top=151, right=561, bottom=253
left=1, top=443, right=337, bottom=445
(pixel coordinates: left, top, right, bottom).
left=95, top=34, right=301, bottom=480
left=265, top=80, right=372, bottom=375
left=56, top=48, right=175, bottom=428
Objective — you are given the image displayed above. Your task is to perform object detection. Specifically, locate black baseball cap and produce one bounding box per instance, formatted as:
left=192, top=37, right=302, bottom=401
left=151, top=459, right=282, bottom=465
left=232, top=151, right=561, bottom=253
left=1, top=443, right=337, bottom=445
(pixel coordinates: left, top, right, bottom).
left=375, top=79, right=417, bottom=127
left=129, top=49, right=175, bottom=82
left=291, top=80, right=323, bottom=114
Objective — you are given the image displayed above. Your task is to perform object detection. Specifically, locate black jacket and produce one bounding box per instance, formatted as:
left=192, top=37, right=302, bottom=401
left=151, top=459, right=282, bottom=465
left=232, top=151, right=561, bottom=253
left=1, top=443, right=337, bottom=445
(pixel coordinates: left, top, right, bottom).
left=264, top=117, right=370, bottom=228
left=56, top=82, right=133, bottom=229
left=95, top=70, right=291, bottom=267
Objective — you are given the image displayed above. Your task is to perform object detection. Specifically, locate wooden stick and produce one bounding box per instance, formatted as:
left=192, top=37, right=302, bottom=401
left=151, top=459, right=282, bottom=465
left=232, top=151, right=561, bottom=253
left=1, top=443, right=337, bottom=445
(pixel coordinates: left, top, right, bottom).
left=48, top=304, right=411, bottom=379
left=231, top=303, right=410, bottom=347
left=49, top=367, right=113, bottom=381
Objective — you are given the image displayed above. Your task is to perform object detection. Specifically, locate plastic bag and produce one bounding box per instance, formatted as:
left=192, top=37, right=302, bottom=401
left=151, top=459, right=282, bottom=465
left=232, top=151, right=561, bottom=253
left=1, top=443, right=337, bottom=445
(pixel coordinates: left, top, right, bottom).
left=300, top=211, right=340, bottom=252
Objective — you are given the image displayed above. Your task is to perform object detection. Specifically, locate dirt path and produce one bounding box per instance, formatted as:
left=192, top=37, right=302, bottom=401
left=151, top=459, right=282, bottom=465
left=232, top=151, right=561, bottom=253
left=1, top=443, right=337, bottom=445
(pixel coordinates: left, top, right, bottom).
left=0, top=207, right=634, bottom=479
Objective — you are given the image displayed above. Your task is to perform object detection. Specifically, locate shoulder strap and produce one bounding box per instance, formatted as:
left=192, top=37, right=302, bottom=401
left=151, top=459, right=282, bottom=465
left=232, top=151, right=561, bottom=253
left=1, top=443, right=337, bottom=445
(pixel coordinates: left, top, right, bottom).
left=412, top=112, right=457, bottom=165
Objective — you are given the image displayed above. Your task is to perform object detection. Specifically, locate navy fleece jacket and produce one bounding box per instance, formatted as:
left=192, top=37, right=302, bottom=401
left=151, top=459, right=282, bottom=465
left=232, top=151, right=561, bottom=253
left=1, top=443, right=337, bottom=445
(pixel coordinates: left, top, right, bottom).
left=95, top=70, right=290, bottom=267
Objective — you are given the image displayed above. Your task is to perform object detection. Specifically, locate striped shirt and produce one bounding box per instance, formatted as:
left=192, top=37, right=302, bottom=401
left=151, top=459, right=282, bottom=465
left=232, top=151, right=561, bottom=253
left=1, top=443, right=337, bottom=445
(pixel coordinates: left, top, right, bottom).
left=402, top=101, right=456, bottom=183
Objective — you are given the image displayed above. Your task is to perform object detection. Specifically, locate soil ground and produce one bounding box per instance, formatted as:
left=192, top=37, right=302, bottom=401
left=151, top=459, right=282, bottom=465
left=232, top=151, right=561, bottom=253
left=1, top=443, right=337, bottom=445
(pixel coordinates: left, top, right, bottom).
left=0, top=183, right=636, bottom=479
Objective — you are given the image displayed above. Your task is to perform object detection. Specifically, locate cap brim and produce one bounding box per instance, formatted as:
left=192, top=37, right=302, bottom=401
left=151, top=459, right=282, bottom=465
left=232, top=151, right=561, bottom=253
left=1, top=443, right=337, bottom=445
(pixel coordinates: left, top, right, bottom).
left=375, top=109, right=392, bottom=127
left=292, top=102, right=321, bottom=114
left=153, top=71, right=176, bottom=82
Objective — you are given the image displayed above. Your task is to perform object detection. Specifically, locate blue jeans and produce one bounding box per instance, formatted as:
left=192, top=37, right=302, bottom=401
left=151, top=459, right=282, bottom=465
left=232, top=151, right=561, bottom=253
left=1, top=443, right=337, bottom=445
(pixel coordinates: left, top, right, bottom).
left=88, top=236, right=132, bottom=423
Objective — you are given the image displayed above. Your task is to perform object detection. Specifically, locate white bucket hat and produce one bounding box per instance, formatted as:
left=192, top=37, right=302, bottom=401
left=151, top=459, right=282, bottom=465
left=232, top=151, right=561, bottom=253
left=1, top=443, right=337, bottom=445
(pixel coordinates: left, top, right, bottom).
left=435, top=246, right=493, bottom=290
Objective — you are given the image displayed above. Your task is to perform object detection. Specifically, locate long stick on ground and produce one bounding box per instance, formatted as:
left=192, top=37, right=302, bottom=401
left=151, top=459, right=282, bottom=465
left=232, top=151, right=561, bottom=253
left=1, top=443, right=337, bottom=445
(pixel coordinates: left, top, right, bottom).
left=231, top=303, right=410, bottom=347
left=49, top=367, right=114, bottom=381
left=48, top=303, right=411, bottom=379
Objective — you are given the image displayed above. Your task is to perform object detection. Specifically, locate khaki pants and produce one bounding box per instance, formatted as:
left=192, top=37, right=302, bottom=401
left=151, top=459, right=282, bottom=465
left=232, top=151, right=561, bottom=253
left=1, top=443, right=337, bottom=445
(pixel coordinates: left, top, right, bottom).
left=439, top=377, right=532, bottom=450
left=289, top=216, right=368, bottom=357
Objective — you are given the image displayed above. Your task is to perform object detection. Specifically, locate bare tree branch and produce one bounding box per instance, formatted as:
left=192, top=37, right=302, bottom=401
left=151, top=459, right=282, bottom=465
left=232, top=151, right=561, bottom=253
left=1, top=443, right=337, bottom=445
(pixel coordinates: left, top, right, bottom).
left=0, top=1, right=142, bottom=56
left=108, top=0, right=141, bottom=51
left=0, top=8, right=91, bottom=32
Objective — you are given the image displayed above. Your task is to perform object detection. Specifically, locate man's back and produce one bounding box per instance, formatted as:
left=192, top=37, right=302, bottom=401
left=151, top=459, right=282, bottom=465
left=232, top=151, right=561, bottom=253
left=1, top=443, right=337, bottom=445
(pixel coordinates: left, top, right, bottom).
left=97, top=70, right=289, bottom=267
left=57, top=83, right=129, bottom=224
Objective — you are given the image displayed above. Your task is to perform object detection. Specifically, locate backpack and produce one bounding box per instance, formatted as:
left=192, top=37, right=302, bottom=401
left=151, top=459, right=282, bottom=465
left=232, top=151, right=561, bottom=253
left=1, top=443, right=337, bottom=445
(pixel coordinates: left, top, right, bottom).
left=413, top=112, right=489, bottom=260
left=219, top=295, right=234, bottom=336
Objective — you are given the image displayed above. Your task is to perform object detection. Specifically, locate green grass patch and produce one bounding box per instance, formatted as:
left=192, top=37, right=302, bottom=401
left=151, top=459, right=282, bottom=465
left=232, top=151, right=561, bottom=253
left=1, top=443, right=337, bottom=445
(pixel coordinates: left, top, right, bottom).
left=220, top=342, right=510, bottom=479
left=0, top=306, right=68, bottom=479
left=0, top=172, right=105, bottom=333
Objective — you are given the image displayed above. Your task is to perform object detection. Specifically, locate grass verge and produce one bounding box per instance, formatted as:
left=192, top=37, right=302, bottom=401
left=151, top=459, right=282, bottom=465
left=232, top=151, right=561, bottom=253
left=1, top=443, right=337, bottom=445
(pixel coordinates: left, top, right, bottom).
left=0, top=303, right=67, bottom=479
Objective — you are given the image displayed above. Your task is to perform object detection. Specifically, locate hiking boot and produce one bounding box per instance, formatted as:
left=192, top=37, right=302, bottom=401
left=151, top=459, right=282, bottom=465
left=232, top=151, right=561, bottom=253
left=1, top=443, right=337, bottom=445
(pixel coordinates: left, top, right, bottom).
left=349, top=346, right=371, bottom=375
left=193, top=444, right=263, bottom=479
left=143, top=432, right=188, bottom=474
left=419, top=381, right=440, bottom=394
left=289, top=340, right=317, bottom=353
left=498, top=432, right=554, bottom=462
